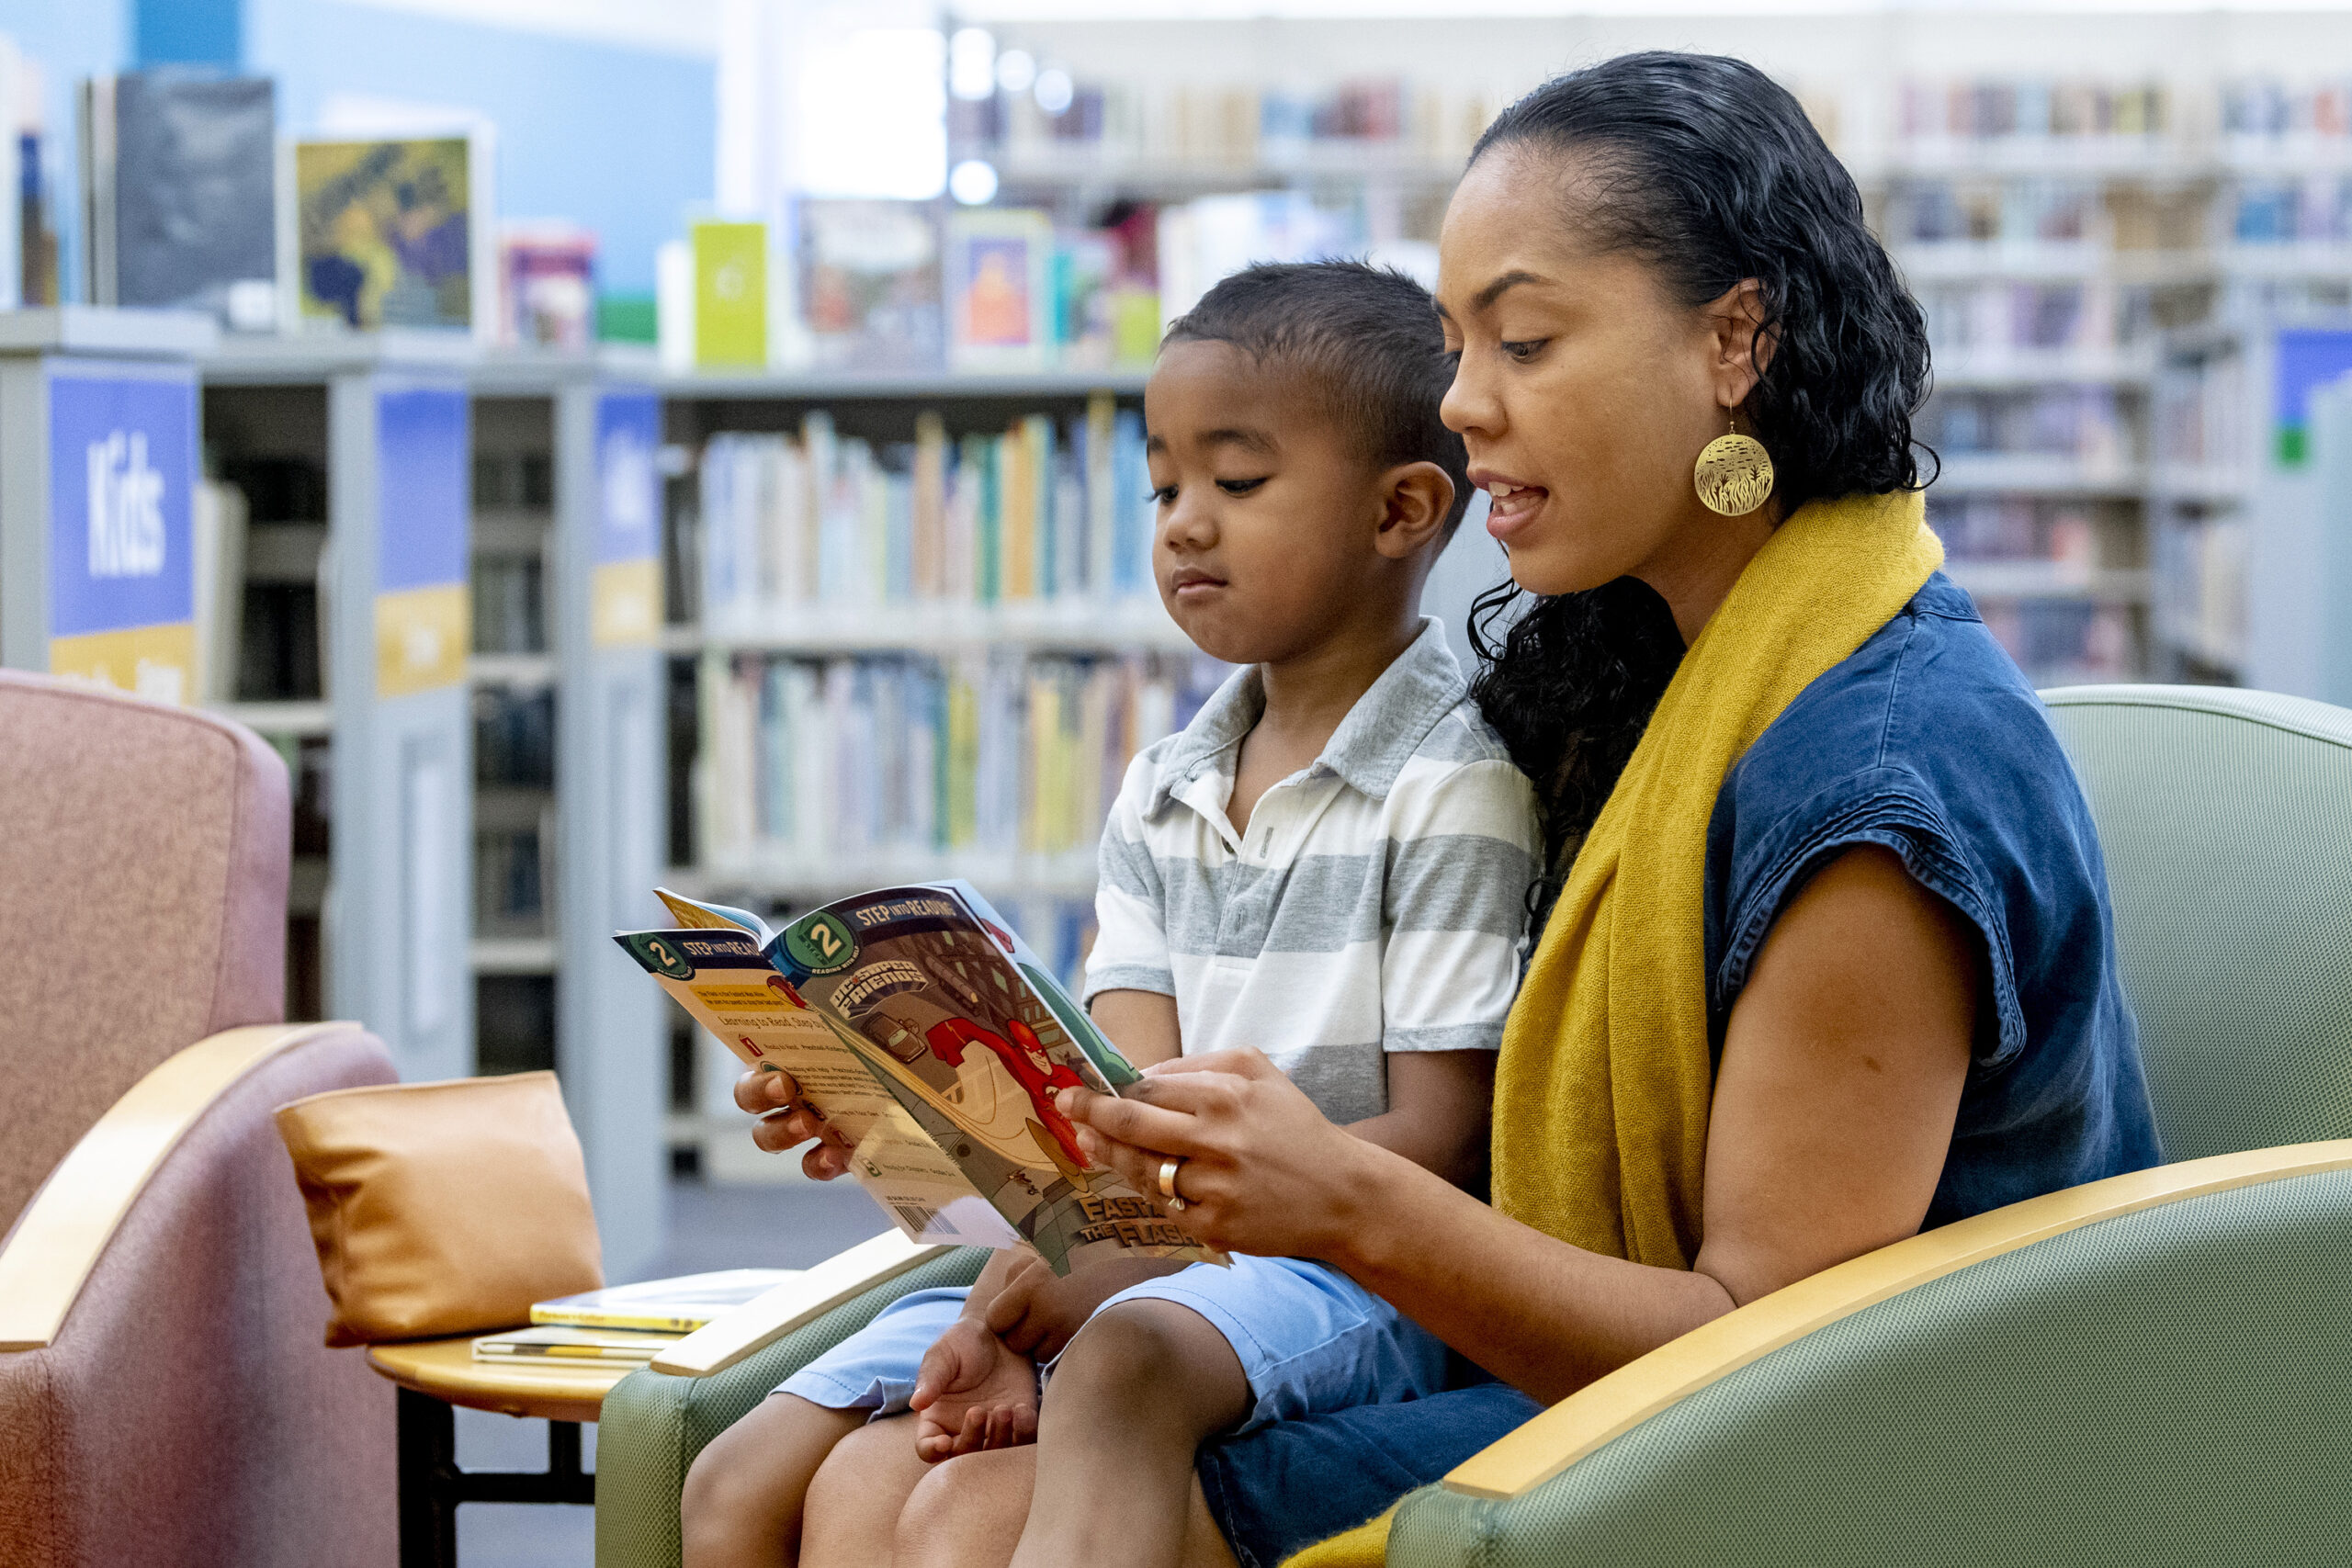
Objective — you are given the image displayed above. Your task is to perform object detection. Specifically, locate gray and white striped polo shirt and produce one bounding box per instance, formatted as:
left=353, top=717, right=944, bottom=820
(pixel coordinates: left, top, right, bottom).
left=1083, top=618, right=1543, bottom=1125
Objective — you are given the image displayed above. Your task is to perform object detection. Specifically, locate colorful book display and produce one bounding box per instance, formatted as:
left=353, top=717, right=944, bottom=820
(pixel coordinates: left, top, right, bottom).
left=695, top=396, right=1156, bottom=633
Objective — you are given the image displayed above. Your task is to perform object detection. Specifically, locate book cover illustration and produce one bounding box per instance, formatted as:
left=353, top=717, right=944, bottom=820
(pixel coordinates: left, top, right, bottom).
left=617, top=881, right=1210, bottom=1277
left=288, top=134, right=475, bottom=332
left=85, top=72, right=276, bottom=322
left=946, top=208, right=1050, bottom=372
left=790, top=198, right=944, bottom=373
left=500, top=220, right=595, bottom=349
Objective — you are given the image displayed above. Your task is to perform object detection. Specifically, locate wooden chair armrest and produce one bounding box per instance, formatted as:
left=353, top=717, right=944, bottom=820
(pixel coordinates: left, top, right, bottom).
left=650, top=1229, right=957, bottom=1378
left=1443, top=1138, right=2352, bottom=1503
left=0, top=1021, right=368, bottom=1352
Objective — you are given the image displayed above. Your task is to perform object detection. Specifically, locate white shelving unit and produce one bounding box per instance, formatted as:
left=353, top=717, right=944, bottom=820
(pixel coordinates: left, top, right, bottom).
left=2148, top=316, right=2352, bottom=692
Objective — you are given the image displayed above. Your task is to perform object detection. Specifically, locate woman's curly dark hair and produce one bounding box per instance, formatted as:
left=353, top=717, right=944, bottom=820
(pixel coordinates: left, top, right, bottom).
left=1463, top=51, right=1934, bottom=888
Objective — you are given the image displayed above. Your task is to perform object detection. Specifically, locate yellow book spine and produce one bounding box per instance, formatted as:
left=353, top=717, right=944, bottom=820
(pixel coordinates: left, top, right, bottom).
left=529, top=1306, right=709, bottom=1333
left=947, top=671, right=979, bottom=848
left=914, top=412, right=946, bottom=599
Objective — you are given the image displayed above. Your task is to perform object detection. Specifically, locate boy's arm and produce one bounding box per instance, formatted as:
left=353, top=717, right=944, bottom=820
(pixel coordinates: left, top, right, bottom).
left=1341, top=1050, right=1496, bottom=1189
left=1087, top=988, right=1182, bottom=1069
left=1363, top=746, right=1544, bottom=1188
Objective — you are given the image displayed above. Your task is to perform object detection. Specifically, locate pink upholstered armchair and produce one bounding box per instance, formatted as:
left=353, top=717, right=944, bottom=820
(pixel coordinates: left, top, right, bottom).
left=0, top=673, right=399, bottom=1567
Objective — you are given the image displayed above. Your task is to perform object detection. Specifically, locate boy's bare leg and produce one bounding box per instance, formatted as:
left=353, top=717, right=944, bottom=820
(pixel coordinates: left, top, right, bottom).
left=1006, top=1299, right=1251, bottom=1568
left=893, top=1445, right=1241, bottom=1568
left=798, top=1415, right=935, bottom=1568
left=682, top=1394, right=865, bottom=1568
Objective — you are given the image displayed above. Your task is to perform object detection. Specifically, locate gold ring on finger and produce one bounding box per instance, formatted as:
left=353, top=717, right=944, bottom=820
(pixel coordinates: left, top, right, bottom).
left=1158, top=1156, right=1189, bottom=1211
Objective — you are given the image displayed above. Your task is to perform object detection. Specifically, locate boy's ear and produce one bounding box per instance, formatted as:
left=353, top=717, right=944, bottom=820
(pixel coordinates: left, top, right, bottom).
left=1374, top=461, right=1457, bottom=560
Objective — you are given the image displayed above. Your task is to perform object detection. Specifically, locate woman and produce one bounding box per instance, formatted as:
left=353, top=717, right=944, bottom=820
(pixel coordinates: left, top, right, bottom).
left=747, top=51, right=2161, bottom=1568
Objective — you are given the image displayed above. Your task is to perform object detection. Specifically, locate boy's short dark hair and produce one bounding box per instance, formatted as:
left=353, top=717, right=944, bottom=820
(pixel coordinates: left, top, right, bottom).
left=1162, top=260, right=1474, bottom=537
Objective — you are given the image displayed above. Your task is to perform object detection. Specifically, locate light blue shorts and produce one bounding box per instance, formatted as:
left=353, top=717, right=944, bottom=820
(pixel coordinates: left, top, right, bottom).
left=774, top=1255, right=1450, bottom=1436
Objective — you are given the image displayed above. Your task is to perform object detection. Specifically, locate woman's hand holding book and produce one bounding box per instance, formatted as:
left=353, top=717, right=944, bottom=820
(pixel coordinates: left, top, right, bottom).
left=731, top=1066, right=857, bottom=1179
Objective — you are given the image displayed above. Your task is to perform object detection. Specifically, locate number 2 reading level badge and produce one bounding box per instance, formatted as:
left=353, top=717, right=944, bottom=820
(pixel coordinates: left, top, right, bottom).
left=786, top=912, right=858, bottom=975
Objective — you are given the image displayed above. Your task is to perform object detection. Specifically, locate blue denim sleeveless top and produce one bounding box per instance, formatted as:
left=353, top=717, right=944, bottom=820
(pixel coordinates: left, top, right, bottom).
left=1703, top=570, right=2163, bottom=1226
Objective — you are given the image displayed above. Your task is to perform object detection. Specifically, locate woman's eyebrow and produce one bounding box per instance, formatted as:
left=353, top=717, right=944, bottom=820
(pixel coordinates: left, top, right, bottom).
left=1472, top=270, right=1548, bottom=312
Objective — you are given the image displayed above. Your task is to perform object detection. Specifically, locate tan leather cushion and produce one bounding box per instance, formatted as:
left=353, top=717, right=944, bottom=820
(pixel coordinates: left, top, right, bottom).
left=275, top=1072, right=604, bottom=1346
left=0, top=674, right=288, bottom=1235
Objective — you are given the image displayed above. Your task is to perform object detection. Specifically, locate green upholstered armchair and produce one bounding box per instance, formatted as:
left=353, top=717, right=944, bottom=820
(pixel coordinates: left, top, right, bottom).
left=594, top=684, right=2352, bottom=1568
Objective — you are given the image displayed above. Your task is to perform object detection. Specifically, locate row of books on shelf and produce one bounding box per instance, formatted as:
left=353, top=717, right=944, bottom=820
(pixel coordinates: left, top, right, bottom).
left=689, top=400, right=1156, bottom=631
left=2153, top=516, right=2247, bottom=669
left=1928, top=496, right=2103, bottom=569
left=692, top=649, right=1224, bottom=874
left=2228, top=177, right=2352, bottom=245
left=1894, top=79, right=2175, bottom=143
left=1980, top=599, right=2137, bottom=685
left=2153, top=354, right=2255, bottom=473
left=1888, top=179, right=2106, bottom=247
left=474, top=555, right=548, bottom=656
left=476, top=686, right=555, bottom=788
left=1884, top=181, right=2211, bottom=258
left=1924, top=388, right=2130, bottom=466
left=477, top=822, right=551, bottom=940
left=1918, top=282, right=2131, bottom=358
left=680, top=201, right=1159, bottom=375
left=2222, top=81, right=2352, bottom=143
left=674, top=186, right=1427, bottom=376
left=951, top=70, right=1509, bottom=167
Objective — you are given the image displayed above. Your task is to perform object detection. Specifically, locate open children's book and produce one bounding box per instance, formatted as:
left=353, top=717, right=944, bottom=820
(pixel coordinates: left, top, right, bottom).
left=616, top=883, right=1221, bottom=1278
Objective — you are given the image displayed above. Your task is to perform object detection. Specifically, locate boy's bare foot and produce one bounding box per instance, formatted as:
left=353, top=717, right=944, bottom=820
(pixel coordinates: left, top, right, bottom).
left=910, top=1317, right=1040, bottom=1463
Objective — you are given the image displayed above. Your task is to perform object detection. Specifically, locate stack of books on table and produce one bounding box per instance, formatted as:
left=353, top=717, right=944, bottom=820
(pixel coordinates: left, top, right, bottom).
left=471, top=1268, right=797, bottom=1364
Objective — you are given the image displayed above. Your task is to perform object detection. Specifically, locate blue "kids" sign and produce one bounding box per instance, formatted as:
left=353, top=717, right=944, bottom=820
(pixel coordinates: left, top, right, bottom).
left=47, top=363, right=196, bottom=639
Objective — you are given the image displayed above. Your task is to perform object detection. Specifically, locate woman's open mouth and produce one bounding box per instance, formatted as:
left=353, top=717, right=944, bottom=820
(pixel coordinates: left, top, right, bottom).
left=1481, top=478, right=1548, bottom=540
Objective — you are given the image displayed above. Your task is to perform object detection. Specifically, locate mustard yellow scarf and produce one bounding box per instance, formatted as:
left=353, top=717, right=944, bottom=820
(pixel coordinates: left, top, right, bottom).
left=1283, top=490, right=1940, bottom=1568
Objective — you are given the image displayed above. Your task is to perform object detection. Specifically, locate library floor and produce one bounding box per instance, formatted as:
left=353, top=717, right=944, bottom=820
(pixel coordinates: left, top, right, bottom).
left=455, top=1176, right=891, bottom=1567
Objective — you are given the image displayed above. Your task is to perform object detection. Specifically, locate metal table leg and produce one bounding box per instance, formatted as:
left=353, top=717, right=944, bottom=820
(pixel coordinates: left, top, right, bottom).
left=396, top=1386, right=596, bottom=1567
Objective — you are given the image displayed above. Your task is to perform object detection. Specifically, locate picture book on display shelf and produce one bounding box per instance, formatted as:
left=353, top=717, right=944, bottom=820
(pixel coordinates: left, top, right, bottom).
left=616, top=883, right=1220, bottom=1278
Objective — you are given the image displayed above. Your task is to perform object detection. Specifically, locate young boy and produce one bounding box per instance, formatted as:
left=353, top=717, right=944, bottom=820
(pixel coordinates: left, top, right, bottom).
left=683, top=261, right=1542, bottom=1568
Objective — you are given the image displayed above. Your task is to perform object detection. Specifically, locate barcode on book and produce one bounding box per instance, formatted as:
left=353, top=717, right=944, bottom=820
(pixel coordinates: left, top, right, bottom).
left=892, top=1201, right=956, bottom=1237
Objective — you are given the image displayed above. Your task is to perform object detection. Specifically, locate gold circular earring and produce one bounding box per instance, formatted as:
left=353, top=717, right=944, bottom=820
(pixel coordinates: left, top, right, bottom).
left=1693, top=410, right=1774, bottom=517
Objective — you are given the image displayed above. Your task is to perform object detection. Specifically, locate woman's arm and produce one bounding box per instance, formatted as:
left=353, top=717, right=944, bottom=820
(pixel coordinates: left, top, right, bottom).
left=1093, top=992, right=1497, bottom=1184
left=1065, top=845, right=1976, bottom=1403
